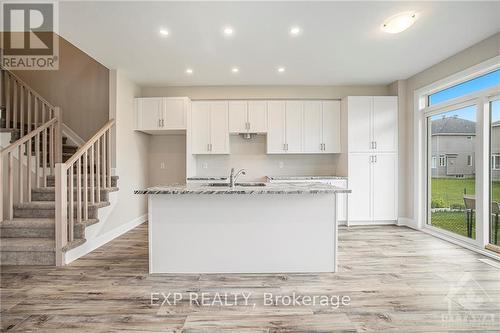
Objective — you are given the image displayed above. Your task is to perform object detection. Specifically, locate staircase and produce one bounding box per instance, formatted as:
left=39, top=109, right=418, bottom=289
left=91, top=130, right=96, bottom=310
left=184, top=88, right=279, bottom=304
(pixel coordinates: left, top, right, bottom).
left=0, top=68, right=118, bottom=266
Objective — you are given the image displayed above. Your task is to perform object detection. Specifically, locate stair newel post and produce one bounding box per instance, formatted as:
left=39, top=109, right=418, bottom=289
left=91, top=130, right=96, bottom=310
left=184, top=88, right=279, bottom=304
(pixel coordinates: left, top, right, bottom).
left=55, top=163, right=68, bottom=266
left=54, top=107, right=62, bottom=164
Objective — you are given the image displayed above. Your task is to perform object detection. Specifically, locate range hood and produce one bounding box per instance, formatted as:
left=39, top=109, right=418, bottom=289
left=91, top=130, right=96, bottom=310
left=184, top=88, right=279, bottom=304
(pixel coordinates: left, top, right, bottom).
left=239, top=133, right=257, bottom=140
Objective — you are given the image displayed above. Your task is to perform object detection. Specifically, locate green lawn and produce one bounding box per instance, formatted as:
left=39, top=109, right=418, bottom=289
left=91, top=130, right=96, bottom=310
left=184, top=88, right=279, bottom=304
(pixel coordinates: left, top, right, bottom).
left=430, top=178, right=500, bottom=245
left=431, top=178, right=500, bottom=208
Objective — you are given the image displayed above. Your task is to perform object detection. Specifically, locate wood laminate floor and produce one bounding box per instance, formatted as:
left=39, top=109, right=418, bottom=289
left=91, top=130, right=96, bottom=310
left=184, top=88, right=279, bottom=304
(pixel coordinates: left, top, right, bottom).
left=1, top=223, right=500, bottom=332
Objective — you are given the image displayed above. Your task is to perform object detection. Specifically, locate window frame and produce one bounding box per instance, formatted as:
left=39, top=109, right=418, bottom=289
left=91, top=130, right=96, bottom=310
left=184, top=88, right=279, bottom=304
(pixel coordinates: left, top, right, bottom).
left=414, top=55, right=500, bottom=255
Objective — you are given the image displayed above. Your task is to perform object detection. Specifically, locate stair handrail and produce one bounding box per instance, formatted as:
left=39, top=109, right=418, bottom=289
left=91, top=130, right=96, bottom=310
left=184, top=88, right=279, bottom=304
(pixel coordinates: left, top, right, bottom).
left=0, top=110, right=62, bottom=223
left=54, top=118, right=115, bottom=266
left=1, top=68, right=60, bottom=137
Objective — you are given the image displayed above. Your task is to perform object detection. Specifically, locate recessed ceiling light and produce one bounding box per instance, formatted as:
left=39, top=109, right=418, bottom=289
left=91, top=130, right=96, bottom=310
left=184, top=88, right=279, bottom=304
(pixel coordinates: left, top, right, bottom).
left=223, top=26, right=234, bottom=36
left=231, top=67, right=239, bottom=73
left=159, top=28, right=169, bottom=37
left=381, top=11, right=418, bottom=34
left=185, top=68, right=193, bottom=75
left=277, top=67, right=285, bottom=73
left=289, top=26, right=301, bottom=36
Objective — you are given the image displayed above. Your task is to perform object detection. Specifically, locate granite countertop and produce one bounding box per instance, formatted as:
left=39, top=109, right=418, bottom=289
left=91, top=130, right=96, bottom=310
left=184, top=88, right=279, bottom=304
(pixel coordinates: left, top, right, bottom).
left=266, top=175, right=348, bottom=180
left=187, top=176, right=228, bottom=181
left=135, top=182, right=350, bottom=195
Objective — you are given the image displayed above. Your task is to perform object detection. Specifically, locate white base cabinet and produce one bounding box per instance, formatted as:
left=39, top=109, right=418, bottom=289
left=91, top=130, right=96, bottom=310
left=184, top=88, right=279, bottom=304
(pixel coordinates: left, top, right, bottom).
left=348, top=153, right=397, bottom=223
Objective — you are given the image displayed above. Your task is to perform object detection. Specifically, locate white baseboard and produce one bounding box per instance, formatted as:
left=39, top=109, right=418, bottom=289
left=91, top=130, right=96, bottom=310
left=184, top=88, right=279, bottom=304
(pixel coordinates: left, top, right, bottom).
left=64, top=214, right=147, bottom=264
left=397, top=217, right=419, bottom=230
left=340, top=220, right=397, bottom=226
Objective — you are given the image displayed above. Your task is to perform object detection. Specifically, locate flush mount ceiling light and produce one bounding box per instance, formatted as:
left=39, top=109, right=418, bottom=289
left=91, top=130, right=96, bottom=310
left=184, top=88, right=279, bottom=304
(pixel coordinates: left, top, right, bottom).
left=381, top=11, right=418, bottom=34
left=289, top=26, right=302, bottom=36
left=185, top=68, right=193, bottom=75
left=231, top=67, right=239, bottom=73
left=277, top=67, right=285, bottom=73
left=223, top=26, right=234, bottom=36
left=159, top=28, right=169, bottom=37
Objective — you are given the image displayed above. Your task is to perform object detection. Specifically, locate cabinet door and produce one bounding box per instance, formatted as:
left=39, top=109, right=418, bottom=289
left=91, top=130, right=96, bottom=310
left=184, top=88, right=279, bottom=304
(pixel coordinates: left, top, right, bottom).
left=210, top=101, right=229, bottom=154
left=348, top=153, right=372, bottom=221
left=191, top=102, right=211, bottom=154
left=322, top=100, right=341, bottom=153
left=303, top=101, right=322, bottom=153
left=164, top=98, right=186, bottom=129
left=285, top=101, right=303, bottom=153
left=228, top=101, right=248, bottom=133
left=373, top=96, right=398, bottom=152
left=267, top=101, right=286, bottom=153
left=136, top=98, right=162, bottom=130
left=372, top=153, right=397, bottom=221
left=248, top=101, right=267, bottom=133
left=347, top=97, right=372, bottom=152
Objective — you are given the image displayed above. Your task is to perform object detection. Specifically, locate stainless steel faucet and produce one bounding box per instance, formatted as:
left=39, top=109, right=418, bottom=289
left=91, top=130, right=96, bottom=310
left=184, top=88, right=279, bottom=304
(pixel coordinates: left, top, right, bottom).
left=229, top=168, right=246, bottom=187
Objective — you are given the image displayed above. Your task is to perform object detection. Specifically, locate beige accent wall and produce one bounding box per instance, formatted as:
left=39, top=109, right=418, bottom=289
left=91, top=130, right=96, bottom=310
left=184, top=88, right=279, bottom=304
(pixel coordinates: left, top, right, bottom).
left=397, top=32, right=500, bottom=220
left=149, top=135, right=186, bottom=186
left=12, top=35, right=109, bottom=141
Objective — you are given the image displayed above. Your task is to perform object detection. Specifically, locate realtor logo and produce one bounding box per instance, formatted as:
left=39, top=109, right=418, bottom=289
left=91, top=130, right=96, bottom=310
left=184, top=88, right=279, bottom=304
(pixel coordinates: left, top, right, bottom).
left=1, top=1, right=59, bottom=70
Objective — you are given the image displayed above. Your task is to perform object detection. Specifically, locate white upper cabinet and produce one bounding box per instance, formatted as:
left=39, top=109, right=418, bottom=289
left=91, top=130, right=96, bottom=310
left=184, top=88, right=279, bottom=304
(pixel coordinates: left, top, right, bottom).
left=247, top=101, right=267, bottom=133
left=164, top=98, right=188, bottom=129
left=373, top=97, right=398, bottom=152
left=191, top=102, right=211, bottom=154
left=135, top=97, right=163, bottom=130
left=210, top=101, right=230, bottom=154
left=267, top=101, right=286, bottom=153
left=303, top=100, right=341, bottom=153
left=228, top=101, right=248, bottom=133
left=303, top=101, right=323, bottom=153
left=229, top=100, right=267, bottom=133
left=285, top=101, right=303, bottom=153
left=135, top=97, right=188, bottom=133
left=347, top=96, right=397, bottom=153
left=322, top=101, right=341, bottom=153
left=267, top=100, right=341, bottom=154
left=191, top=101, right=229, bottom=154
left=347, top=96, right=372, bottom=152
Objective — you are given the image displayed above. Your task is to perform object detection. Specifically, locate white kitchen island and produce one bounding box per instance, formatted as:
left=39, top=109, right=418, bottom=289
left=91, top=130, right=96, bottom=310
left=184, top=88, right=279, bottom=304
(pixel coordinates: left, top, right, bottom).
left=136, top=183, right=350, bottom=274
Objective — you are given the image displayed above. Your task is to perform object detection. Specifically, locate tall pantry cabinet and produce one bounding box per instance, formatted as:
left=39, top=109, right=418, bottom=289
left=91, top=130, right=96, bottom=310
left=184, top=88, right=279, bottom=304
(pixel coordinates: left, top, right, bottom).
left=344, top=96, right=398, bottom=223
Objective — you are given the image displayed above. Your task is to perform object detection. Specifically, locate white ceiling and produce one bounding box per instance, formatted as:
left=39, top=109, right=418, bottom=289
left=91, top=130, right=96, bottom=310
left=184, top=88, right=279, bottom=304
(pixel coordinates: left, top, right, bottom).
left=59, top=1, right=500, bottom=87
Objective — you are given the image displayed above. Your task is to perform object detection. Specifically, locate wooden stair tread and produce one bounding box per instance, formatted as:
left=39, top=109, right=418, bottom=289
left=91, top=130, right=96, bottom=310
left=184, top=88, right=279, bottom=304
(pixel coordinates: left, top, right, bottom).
left=14, top=201, right=111, bottom=209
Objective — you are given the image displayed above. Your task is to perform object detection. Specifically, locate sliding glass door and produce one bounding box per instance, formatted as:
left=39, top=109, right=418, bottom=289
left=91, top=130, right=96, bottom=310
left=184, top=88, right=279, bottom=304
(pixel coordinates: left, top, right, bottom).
left=427, top=105, right=477, bottom=239
left=490, top=99, right=500, bottom=247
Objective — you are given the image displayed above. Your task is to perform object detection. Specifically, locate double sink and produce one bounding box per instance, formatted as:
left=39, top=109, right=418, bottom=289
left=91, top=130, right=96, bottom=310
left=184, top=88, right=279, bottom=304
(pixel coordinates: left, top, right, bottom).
left=207, top=182, right=267, bottom=187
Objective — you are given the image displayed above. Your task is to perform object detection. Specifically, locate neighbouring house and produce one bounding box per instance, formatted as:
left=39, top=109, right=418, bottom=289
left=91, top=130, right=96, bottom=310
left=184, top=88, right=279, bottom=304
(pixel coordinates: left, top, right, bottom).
left=431, top=116, right=476, bottom=178
left=431, top=116, right=500, bottom=180
left=492, top=120, right=500, bottom=181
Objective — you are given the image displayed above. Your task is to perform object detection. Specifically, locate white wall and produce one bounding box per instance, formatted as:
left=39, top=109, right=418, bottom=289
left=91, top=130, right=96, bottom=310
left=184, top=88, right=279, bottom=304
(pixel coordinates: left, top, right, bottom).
left=194, top=135, right=339, bottom=182
left=100, top=70, right=149, bottom=234
left=397, top=32, right=500, bottom=220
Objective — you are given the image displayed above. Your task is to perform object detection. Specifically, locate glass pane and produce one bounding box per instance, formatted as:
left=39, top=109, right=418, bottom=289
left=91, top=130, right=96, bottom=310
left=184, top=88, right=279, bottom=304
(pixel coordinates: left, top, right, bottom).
left=429, top=69, right=500, bottom=105
left=490, top=99, right=500, bottom=246
left=428, top=105, right=476, bottom=239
